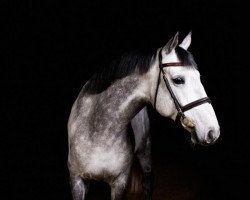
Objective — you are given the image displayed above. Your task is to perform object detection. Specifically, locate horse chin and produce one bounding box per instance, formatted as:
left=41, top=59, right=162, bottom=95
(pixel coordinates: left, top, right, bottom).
left=185, top=128, right=198, bottom=145
left=191, top=135, right=198, bottom=145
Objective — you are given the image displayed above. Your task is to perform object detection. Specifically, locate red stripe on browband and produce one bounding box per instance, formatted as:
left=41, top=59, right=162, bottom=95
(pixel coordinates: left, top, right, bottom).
left=162, top=63, right=184, bottom=67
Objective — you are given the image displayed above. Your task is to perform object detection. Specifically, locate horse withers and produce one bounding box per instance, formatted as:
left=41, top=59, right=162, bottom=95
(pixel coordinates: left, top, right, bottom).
left=67, top=32, right=220, bottom=200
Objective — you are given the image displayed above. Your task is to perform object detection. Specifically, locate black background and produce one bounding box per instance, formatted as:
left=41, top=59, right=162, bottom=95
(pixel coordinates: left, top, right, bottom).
left=4, top=0, right=250, bottom=199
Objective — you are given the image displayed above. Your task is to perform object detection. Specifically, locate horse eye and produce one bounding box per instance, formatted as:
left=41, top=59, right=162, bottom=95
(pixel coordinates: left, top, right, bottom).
left=172, top=77, right=185, bottom=85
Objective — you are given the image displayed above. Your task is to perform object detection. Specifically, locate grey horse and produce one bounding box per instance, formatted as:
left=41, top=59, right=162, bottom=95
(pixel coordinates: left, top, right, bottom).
left=67, top=32, right=220, bottom=200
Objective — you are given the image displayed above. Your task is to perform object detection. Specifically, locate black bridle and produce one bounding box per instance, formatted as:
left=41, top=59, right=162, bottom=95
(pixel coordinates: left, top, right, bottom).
left=154, top=49, right=211, bottom=122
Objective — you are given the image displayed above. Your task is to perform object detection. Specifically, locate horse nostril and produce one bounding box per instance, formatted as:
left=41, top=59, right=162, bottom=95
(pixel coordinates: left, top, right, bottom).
left=206, top=129, right=215, bottom=143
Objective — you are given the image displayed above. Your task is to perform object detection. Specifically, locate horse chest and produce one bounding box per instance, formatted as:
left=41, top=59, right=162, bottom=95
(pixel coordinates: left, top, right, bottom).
left=87, top=147, right=127, bottom=173
left=74, top=139, right=132, bottom=178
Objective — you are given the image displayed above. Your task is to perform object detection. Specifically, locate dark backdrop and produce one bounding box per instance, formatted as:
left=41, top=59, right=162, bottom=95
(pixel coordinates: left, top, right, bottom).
left=4, top=0, right=249, bottom=199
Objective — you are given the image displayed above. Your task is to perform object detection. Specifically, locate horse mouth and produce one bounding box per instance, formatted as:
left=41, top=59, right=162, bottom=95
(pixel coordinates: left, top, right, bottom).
left=190, top=129, right=218, bottom=146
left=189, top=129, right=199, bottom=145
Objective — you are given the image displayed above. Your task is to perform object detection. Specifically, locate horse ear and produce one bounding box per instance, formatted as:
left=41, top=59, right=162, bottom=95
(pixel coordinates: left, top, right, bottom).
left=179, top=31, right=192, bottom=50
left=162, top=32, right=179, bottom=54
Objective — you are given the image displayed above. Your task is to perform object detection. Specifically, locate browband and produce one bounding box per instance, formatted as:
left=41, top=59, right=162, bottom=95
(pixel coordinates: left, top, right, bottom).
left=161, top=63, right=185, bottom=67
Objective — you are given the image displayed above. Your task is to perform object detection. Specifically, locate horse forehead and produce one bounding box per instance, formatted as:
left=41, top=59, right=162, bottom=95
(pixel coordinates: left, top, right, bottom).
left=168, top=66, right=199, bottom=78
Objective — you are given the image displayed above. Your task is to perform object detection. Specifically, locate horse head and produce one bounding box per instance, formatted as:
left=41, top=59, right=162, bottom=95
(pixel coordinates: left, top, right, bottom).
left=150, top=32, right=220, bottom=145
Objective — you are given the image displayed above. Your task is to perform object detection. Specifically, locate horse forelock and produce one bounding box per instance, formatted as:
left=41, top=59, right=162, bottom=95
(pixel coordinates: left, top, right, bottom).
left=175, top=46, right=197, bottom=69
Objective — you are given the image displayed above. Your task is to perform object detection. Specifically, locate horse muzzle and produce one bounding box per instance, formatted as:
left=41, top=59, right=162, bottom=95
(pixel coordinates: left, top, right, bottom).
left=180, top=116, right=220, bottom=146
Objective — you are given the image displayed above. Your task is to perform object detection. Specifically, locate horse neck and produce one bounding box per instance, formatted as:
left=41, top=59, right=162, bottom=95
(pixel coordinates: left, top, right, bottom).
left=93, top=74, right=148, bottom=126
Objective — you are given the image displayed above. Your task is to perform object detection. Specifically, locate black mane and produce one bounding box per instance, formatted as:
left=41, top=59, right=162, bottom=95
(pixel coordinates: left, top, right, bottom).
left=84, top=50, right=156, bottom=94
left=84, top=46, right=197, bottom=94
